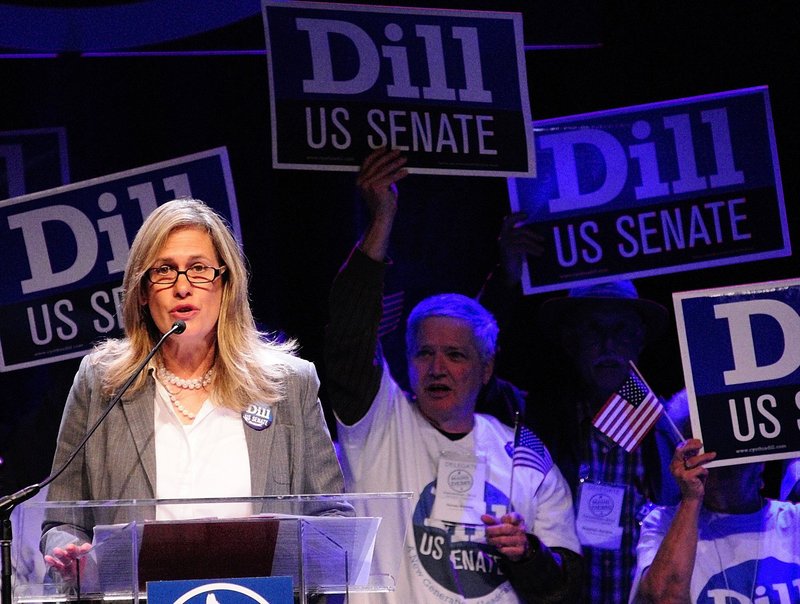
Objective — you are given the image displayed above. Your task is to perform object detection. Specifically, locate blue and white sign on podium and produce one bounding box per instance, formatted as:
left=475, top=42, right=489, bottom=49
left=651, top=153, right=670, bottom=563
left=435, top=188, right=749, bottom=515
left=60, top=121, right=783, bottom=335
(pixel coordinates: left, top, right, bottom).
left=147, top=577, right=293, bottom=604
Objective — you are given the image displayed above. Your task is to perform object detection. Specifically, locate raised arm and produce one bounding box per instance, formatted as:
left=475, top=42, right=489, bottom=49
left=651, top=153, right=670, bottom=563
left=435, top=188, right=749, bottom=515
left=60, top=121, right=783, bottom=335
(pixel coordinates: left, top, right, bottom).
left=477, top=212, right=545, bottom=332
left=324, top=148, right=407, bottom=426
left=357, top=147, right=407, bottom=262
left=633, top=438, right=716, bottom=603
left=479, top=211, right=544, bottom=286
left=781, top=458, right=800, bottom=502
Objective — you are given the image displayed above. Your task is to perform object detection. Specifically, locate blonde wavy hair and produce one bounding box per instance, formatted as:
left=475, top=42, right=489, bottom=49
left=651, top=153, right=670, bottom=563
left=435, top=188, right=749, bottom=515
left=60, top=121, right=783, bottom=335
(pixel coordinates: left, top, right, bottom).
left=94, top=198, right=296, bottom=409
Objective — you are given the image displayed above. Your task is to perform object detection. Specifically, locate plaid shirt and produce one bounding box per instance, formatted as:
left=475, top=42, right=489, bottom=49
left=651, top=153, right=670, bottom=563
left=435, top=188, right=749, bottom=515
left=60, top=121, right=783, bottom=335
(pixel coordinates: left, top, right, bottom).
left=579, top=408, right=648, bottom=604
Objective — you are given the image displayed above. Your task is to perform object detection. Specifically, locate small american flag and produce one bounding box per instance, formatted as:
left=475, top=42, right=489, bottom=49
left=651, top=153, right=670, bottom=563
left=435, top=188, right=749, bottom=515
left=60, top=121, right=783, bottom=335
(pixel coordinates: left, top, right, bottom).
left=592, top=362, right=664, bottom=453
left=512, top=423, right=553, bottom=476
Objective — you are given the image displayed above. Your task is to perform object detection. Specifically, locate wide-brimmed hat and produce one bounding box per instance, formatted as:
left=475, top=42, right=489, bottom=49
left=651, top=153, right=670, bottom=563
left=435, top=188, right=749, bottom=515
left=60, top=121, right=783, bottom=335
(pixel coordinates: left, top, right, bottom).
left=537, top=280, right=668, bottom=343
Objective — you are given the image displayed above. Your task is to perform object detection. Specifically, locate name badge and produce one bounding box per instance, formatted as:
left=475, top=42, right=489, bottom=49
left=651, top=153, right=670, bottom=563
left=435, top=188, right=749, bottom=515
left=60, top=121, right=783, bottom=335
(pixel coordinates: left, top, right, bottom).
left=575, top=481, right=626, bottom=550
left=430, top=452, right=487, bottom=525
left=242, top=403, right=274, bottom=430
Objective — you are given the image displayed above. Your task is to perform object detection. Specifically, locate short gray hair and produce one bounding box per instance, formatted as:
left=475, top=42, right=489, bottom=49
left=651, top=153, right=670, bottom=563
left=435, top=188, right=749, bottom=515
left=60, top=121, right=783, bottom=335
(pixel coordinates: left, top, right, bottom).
left=405, top=294, right=498, bottom=363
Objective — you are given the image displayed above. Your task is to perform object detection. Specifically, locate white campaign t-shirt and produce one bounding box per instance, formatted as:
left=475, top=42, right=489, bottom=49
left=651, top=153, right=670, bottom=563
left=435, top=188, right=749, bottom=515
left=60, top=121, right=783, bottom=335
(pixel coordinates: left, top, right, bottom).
left=337, top=363, right=580, bottom=604
left=631, top=500, right=800, bottom=603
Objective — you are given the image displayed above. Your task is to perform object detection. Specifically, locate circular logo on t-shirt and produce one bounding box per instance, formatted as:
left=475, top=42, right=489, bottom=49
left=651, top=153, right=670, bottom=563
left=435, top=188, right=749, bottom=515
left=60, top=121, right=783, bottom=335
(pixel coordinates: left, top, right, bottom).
left=411, top=480, right=510, bottom=601
left=698, top=557, right=800, bottom=602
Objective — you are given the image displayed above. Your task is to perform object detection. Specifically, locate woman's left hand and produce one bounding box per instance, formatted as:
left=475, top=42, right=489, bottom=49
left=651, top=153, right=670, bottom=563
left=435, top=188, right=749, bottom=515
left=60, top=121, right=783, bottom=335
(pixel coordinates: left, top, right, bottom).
left=44, top=542, right=93, bottom=581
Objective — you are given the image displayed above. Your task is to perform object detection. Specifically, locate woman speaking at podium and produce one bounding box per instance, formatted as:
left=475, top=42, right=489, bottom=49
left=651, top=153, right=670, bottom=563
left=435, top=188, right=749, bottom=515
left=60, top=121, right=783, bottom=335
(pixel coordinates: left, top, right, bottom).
left=41, top=198, right=345, bottom=580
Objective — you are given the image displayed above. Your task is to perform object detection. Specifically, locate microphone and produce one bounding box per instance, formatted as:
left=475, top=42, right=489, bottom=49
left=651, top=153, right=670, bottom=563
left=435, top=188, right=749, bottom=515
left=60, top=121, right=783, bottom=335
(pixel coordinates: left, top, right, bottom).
left=0, top=320, right=186, bottom=604
left=0, top=320, right=185, bottom=513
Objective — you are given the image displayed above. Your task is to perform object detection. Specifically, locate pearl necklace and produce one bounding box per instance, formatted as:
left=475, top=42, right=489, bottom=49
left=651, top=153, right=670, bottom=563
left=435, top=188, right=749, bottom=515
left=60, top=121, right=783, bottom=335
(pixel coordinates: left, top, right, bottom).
left=165, top=388, right=197, bottom=420
left=157, top=360, right=214, bottom=390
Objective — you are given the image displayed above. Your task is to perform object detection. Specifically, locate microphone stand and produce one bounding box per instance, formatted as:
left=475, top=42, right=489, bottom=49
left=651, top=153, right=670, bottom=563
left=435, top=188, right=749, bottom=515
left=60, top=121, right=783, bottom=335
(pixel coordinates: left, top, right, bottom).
left=0, top=321, right=185, bottom=604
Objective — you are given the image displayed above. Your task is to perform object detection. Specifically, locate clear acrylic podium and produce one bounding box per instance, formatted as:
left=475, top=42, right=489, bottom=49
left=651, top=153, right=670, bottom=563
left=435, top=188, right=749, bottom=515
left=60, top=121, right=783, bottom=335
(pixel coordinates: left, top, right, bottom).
left=10, top=492, right=412, bottom=604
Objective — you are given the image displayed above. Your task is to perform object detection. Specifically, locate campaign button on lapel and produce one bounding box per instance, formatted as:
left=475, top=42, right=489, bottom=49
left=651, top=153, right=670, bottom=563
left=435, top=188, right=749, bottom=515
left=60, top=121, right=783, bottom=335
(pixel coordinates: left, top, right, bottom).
left=242, top=402, right=274, bottom=430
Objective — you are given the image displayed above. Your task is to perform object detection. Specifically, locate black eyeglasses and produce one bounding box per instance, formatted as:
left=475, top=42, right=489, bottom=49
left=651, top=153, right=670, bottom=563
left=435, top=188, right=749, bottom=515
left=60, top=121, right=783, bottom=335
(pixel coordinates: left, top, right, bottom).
left=146, top=264, right=227, bottom=285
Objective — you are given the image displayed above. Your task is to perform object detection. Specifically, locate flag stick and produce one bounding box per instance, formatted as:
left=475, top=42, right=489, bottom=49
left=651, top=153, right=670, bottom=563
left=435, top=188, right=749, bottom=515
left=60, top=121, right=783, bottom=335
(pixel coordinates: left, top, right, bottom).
left=662, top=410, right=686, bottom=444
left=506, top=411, right=520, bottom=515
left=629, top=361, right=685, bottom=443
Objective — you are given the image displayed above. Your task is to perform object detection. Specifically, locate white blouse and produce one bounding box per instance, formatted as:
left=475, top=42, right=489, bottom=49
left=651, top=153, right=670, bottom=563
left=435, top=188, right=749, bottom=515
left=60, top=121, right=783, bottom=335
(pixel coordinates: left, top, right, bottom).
left=153, top=379, right=253, bottom=520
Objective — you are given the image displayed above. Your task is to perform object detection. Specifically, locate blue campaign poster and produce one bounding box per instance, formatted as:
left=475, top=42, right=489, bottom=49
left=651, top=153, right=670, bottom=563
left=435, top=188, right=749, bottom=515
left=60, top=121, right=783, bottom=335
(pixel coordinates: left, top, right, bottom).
left=262, top=0, right=534, bottom=176
left=674, top=278, right=800, bottom=466
left=509, top=87, right=789, bottom=295
left=0, top=148, right=238, bottom=371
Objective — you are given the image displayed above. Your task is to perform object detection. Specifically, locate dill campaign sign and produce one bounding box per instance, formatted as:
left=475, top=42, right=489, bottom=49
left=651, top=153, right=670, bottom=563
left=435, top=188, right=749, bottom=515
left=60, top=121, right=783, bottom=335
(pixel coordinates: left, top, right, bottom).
left=0, top=148, right=239, bottom=371
left=674, top=278, right=800, bottom=467
left=261, top=1, right=534, bottom=176
left=508, top=86, right=789, bottom=294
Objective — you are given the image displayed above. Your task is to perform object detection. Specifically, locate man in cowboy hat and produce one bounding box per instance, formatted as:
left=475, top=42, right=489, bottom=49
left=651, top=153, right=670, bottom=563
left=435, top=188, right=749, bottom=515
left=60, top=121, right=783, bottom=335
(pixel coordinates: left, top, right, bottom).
left=533, top=279, right=682, bottom=604
left=536, top=279, right=668, bottom=406
left=479, top=217, right=680, bottom=603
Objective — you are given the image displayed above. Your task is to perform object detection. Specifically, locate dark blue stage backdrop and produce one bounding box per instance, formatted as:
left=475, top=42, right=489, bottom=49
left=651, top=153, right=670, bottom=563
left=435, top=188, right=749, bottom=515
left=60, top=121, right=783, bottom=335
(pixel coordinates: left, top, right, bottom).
left=0, top=128, right=69, bottom=200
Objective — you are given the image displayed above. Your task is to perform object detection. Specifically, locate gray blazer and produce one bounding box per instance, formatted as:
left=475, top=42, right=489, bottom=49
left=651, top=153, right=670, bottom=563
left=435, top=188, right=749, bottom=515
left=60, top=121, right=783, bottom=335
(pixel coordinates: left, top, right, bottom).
left=44, top=349, right=345, bottom=540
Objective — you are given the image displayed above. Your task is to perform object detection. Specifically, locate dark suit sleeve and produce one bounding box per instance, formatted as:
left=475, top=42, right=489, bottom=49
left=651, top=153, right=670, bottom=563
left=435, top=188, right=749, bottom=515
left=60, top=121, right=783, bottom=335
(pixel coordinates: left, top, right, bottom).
left=324, top=246, right=388, bottom=426
left=500, top=539, right=585, bottom=603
